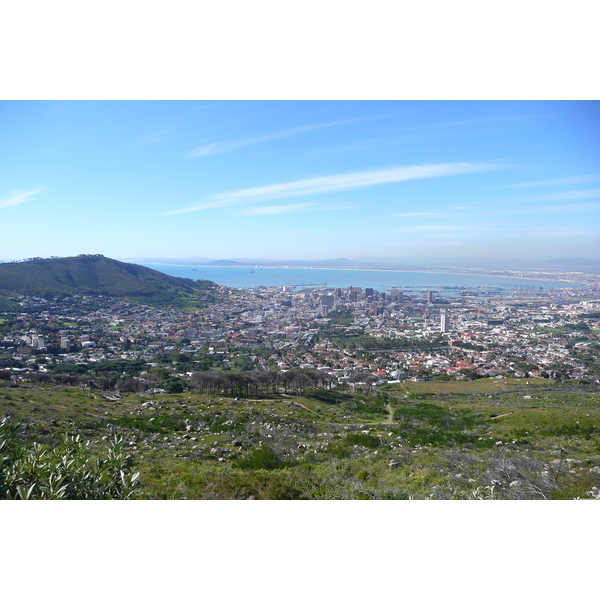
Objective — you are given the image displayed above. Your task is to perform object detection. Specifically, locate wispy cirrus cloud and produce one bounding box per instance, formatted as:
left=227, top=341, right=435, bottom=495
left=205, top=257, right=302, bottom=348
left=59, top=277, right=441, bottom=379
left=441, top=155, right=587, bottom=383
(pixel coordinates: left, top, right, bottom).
left=165, top=162, right=496, bottom=215
left=241, top=203, right=355, bottom=216
left=185, top=117, right=375, bottom=158
left=394, top=211, right=444, bottom=218
left=241, top=203, right=318, bottom=216
left=395, top=224, right=474, bottom=232
left=533, top=230, right=598, bottom=236
left=499, top=175, right=600, bottom=189
left=167, top=198, right=242, bottom=214
left=394, top=206, right=472, bottom=218
left=310, top=115, right=543, bottom=156
left=0, top=187, right=46, bottom=209
left=508, top=189, right=600, bottom=204
left=134, top=126, right=186, bottom=146
left=516, top=202, right=600, bottom=215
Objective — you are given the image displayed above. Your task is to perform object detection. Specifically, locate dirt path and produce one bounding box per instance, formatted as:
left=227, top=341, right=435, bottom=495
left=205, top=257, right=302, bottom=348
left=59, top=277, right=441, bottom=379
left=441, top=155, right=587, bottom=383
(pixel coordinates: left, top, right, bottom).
left=246, top=398, right=317, bottom=415
left=490, top=411, right=513, bottom=419
left=291, top=402, right=316, bottom=415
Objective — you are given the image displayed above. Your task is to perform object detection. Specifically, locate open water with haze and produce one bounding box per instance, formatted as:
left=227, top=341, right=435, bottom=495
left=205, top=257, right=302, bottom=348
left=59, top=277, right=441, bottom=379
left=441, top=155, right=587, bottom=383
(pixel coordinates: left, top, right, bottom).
left=138, top=264, right=585, bottom=293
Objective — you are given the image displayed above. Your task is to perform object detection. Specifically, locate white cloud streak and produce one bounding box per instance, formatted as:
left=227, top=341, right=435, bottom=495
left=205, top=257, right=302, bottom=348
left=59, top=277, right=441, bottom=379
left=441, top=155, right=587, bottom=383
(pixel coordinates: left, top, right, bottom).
left=0, top=187, right=46, bottom=209
left=500, top=175, right=600, bottom=189
left=241, top=203, right=355, bottom=216
left=510, top=189, right=600, bottom=203
left=533, top=230, right=598, bottom=236
left=395, top=225, right=474, bottom=232
left=242, top=203, right=318, bottom=216
left=185, top=118, right=371, bottom=158
left=165, top=162, right=495, bottom=215
left=394, top=212, right=444, bottom=218
left=167, top=198, right=242, bottom=214
left=394, top=206, right=472, bottom=218
left=214, top=163, right=494, bottom=201
left=134, top=127, right=184, bottom=145
left=519, top=202, right=600, bottom=215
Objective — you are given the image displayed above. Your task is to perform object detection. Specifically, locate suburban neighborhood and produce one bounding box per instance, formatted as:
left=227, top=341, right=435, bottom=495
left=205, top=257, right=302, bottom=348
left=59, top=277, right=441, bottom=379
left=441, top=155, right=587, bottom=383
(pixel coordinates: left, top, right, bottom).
left=3, top=273, right=600, bottom=392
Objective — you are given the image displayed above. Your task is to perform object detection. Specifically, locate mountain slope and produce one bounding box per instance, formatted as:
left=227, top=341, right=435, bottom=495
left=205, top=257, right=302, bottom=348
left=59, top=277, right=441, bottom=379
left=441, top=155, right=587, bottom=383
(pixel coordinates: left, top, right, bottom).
left=0, top=255, right=222, bottom=309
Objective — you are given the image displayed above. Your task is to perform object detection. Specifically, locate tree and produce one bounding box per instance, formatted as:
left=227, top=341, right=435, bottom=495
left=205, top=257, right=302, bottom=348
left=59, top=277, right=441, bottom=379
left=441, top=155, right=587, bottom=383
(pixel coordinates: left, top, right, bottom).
left=165, top=379, right=185, bottom=394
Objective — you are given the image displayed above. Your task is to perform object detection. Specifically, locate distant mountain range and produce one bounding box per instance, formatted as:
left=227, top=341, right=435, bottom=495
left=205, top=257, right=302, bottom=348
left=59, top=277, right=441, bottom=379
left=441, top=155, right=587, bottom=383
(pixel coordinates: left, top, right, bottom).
left=0, top=255, right=221, bottom=310
left=123, top=255, right=600, bottom=273
left=124, top=256, right=359, bottom=267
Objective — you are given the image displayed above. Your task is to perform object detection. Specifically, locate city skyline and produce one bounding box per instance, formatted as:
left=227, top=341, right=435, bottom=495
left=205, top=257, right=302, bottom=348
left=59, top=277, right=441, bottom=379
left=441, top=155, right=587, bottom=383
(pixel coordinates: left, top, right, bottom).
left=1, top=100, right=599, bottom=262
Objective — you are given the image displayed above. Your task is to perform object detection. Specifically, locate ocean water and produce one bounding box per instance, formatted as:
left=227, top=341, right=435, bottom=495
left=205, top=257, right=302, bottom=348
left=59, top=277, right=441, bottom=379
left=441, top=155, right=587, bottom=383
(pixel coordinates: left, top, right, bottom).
left=138, top=263, right=584, bottom=292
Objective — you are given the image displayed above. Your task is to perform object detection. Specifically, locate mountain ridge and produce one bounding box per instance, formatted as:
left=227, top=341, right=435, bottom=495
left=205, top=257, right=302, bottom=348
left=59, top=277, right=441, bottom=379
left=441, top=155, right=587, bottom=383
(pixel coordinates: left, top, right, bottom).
left=0, top=255, right=222, bottom=309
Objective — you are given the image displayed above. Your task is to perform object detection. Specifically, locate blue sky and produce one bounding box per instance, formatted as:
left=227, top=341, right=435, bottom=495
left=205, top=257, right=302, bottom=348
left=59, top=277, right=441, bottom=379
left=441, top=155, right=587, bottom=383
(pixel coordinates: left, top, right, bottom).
left=1, top=100, right=599, bottom=262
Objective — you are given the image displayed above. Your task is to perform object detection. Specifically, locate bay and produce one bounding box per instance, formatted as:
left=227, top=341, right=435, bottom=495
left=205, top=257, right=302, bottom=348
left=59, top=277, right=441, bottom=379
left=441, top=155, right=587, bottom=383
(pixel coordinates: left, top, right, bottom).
left=137, top=263, right=585, bottom=293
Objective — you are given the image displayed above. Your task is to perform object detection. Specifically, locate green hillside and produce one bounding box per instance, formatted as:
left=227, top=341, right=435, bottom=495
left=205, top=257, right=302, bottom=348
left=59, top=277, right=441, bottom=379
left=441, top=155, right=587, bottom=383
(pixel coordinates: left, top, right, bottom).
left=0, top=255, right=221, bottom=309
left=2, top=380, right=599, bottom=499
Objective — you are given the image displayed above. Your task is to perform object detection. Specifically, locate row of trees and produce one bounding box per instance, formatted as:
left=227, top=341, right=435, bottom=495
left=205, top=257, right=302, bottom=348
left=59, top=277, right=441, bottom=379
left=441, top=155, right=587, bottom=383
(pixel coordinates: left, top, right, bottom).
left=5, top=367, right=336, bottom=397
left=190, top=369, right=334, bottom=397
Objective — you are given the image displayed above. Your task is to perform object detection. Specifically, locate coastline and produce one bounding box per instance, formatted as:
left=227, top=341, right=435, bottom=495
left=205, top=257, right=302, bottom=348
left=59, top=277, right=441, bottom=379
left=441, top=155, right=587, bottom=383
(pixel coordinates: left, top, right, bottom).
left=133, top=261, right=590, bottom=286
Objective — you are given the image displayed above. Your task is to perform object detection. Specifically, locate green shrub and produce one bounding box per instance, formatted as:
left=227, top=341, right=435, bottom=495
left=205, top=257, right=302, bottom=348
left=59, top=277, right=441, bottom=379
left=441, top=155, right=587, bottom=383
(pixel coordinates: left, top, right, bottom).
left=542, top=421, right=597, bottom=440
left=234, top=446, right=290, bottom=470
left=0, top=416, right=140, bottom=500
left=325, top=442, right=353, bottom=459
left=346, top=395, right=388, bottom=418
left=344, top=433, right=382, bottom=448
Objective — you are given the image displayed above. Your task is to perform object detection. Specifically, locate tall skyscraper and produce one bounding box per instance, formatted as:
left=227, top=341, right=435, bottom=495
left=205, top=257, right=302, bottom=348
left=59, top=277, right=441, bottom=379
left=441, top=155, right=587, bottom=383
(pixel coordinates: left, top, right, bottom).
left=440, top=311, right=450, bottom=333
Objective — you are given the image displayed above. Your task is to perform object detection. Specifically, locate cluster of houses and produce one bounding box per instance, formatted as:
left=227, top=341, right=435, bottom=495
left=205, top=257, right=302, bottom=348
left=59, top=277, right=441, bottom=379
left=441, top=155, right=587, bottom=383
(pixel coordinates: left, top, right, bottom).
left=1, top=277, right=599, bottom=386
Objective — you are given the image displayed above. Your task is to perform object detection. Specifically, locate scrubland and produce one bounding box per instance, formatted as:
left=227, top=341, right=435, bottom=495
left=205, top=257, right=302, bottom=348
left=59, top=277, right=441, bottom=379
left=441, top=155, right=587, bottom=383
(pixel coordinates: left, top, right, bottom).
left=2, top=378, right=599, bottom=499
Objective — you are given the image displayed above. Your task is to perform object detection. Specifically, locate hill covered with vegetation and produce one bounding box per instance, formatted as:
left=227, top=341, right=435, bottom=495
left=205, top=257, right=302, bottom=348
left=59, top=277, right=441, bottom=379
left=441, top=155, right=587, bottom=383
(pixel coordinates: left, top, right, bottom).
left=2, top=378, right=599, bottom=499
left=0, top=255, right=222, bottom=309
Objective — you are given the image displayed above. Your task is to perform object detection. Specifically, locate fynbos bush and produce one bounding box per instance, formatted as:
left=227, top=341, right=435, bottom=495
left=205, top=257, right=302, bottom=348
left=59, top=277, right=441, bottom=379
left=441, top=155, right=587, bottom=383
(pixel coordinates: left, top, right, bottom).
left=0, top=416, right=140, bottom=500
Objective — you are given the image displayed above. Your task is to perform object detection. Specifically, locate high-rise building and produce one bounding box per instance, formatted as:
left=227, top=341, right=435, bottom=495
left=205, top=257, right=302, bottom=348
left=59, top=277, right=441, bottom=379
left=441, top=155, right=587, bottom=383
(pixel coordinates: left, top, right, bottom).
left=320, top=295, right=334, bottom=309
left=440, top=311, right=450, bottom=333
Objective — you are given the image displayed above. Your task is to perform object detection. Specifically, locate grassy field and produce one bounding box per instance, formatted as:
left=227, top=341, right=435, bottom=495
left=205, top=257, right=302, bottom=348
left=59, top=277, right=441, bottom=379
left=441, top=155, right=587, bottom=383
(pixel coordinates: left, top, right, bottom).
left=2, top=379, right=599, bottom=499
left=394, top=377, right=551, bottom=395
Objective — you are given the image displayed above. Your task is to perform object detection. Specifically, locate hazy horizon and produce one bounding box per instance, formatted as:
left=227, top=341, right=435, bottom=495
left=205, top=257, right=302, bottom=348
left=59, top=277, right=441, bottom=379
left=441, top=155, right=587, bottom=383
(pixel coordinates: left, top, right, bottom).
left=2, top=100, right=599, bottom=262
left=2, top=254, right=599, bottom=269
